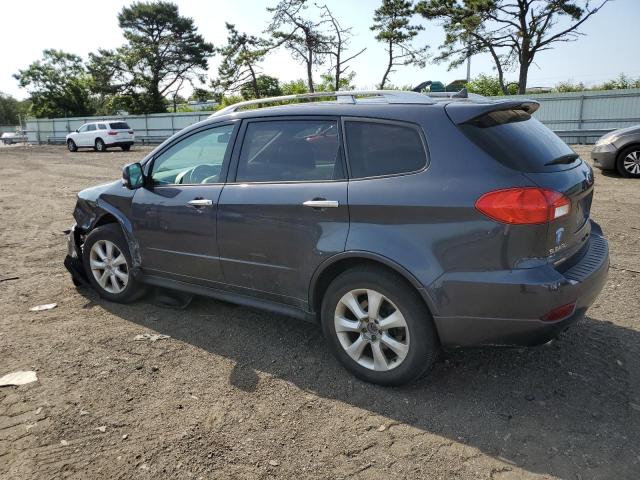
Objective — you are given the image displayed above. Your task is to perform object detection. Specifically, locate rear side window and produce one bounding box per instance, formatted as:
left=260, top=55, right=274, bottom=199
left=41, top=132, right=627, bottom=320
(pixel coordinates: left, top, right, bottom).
left=98, top=124, right=107, bottom=130
left=460, top=110, right=578, bottom=172
left=344, top=121, right=427, bottom=178
left=236, top=120, right=341, bottom=182
left=109, top=122, right=130, bottom=130
left=87, top=124, right=96, bottom=132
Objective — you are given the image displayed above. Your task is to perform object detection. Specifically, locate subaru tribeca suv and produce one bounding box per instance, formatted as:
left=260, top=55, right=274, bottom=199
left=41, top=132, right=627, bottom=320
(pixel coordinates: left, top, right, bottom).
left=64, top=90, right=609, bottom=385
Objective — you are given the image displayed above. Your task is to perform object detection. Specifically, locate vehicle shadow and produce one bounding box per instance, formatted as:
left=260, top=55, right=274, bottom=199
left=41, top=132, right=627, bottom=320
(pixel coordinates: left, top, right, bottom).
left=82, top=288, right=639, bottom=479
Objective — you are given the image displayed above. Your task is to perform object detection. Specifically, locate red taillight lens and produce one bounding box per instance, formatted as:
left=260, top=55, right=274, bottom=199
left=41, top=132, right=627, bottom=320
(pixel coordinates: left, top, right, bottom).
left=107, top=131, right=118, bottom=136
left=541, top=302, right=576, bottom=322
left=475, top=187, right=570, bottom=225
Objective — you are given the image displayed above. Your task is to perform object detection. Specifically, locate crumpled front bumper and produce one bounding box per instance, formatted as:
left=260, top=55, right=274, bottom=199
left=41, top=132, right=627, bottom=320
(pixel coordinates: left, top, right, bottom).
left=64, top=224, right=88, bottom=286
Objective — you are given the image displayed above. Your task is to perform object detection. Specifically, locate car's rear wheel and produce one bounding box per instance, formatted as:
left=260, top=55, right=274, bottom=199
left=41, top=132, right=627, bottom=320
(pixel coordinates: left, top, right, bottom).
left=321, top=266, right=438, bottom=386
left=94, top=138, right=106, bottom=152
left=617, top=145, right=640, bottom=178
left=121, top=145, right=131, bottom=151
left=82, top=224, right=144, bottom=303
left=67, top=140, right=77, bottom=152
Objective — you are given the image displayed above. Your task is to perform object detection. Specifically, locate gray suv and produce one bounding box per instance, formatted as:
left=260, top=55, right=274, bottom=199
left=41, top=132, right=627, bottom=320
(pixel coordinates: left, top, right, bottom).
left=64, top=90, right=609, bottom=385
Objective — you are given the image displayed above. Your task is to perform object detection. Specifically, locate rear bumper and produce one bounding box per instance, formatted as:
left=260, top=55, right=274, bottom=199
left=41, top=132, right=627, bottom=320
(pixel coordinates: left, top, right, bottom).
left=590, top=144, right=617, bottom=170
left=432, top=222, right=609, bottom=347
left=105, top=140, right=134, bottom=147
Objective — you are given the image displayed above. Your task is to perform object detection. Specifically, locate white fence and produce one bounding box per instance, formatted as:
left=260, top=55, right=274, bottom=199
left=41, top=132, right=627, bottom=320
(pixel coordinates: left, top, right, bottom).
left=24, top=88, right=640, bottom=145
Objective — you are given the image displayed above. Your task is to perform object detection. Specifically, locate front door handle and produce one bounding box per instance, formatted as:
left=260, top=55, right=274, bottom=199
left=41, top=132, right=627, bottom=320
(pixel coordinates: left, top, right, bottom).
left=302, top=199, right=339, bottom=208
left=187, top=198, right=214, bottom=207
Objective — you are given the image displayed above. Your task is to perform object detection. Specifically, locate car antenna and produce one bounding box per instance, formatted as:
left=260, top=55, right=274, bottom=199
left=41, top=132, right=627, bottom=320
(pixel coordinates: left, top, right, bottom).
left=452, top=87, right=469, bottom=98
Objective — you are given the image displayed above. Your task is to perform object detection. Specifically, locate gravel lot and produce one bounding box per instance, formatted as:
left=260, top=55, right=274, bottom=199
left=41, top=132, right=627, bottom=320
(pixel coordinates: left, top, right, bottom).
left=1, top=144, right=639, bottom=479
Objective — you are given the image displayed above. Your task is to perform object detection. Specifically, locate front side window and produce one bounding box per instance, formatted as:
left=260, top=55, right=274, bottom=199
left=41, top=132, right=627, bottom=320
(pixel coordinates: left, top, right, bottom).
left=151, top=124, right=234, bottom=185
left=78, top=124, right=89, bottom=133
left=236, top=120, right=341, bottom=182
left=344, top=121, right=427, bottom=178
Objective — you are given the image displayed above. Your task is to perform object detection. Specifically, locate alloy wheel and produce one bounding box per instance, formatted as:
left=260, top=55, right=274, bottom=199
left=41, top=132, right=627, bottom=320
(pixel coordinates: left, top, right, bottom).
left=89, top=240, right=129, bottom=294
left=334, top=288, right=410, bottom=371
left=623, top=150, right=640, bottom=175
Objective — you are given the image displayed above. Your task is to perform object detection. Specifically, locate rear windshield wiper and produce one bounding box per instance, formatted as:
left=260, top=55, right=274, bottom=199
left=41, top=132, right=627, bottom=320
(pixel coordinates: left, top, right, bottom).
left=544, top=153, right=579, bottom=166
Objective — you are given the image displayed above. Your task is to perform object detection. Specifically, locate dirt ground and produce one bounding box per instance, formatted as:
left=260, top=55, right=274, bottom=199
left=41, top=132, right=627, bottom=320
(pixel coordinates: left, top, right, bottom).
left=0, top=144, right=638, bottom=480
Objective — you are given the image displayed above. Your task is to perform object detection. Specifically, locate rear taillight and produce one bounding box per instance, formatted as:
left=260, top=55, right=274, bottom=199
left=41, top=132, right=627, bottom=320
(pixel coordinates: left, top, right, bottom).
left=475, top=187, right=570, bottom=225
left=107, top=131, right=118, bottom=136
left=541, top=302, right=576, bottom=322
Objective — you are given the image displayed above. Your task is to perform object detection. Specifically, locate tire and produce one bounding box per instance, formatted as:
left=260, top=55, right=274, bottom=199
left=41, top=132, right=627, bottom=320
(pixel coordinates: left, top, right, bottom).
left=616, top=145, right=640, bottom=178
left=94, top=138, right=107, bottom=152
left=82, top=224, right=145, bottom=303
left=67, top=140, right=77, bottom=152
left=320, top=266, right=438, bottom=386
left=121, top=145, right=131, bottom=151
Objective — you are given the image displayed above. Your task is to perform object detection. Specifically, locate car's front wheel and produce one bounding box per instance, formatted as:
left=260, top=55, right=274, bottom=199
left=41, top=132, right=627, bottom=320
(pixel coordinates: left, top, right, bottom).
left=94, top=138, right=107, bottom=152
left=67, top=140, right=77, bottom=152
left=82, top=224, right=144, bottom=303
left=617, top=145, right=640, bottom=178
left=321, top=266, right=438, bottom=386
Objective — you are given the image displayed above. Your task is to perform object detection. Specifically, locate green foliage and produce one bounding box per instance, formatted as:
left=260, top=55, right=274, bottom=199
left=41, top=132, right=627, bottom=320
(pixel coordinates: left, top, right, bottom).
left=281, top=79, right=310, bottom=95
left=554, top=80, right=587, bottom=92
left=466, top=74, right=517, bottom=96
left=371, top=0, right=429, bottom=89
left=600, top=73, right=640, bottom=90
left=240, top=75, right=282, bottom=100
left=0, top=93, right=22, bottom=124
left=316, top=72, right=356, bottom=92
left=88, top=1, right=214, bottom=114
left=14, top=49, right=96, bottom=118
left=214, top=23, right=270, bottom=98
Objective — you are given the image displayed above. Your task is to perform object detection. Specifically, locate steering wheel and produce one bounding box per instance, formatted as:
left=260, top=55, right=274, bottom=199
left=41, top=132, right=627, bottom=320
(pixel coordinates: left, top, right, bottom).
left=175, top=164, right=221, bottom=184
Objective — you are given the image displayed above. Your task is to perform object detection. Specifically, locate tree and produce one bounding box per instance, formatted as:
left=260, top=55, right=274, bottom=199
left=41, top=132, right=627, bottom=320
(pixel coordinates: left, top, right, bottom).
left=466, top=74, right=518, bottom=96
left=14, top=49, right=95, bottom=118
left=417, top=0, right=609, bottom=94
left=0, top=93, right=21, bottom=125
left=267, top=0, right=332, bottom=93
left=371, top=0, right=429, bottom=89
left=317, top=4, right=366, bottom=91
left=554, top=79, right=587, bottom=92
left=240, top=75, right=283, bottom=99
left=88, top=1, right=214, bottom=114
left=316, top=72, right=357, bottom=92
left=214, top=23, right=271, bottom=99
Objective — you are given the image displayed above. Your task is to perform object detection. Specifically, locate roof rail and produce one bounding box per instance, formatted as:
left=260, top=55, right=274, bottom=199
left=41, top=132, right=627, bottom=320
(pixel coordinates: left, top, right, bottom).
left=209, top=90, right=436, bottom=117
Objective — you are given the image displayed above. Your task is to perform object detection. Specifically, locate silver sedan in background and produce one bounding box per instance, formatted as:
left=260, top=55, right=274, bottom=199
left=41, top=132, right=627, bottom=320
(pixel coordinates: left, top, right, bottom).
left=591, top=125, right=640, bottom=178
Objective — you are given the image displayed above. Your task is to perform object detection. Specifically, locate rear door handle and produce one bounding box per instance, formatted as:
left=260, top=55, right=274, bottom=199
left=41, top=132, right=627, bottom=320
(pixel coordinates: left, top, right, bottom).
left=302, top=200, right=339, bottom=208
left=187, top=198, right=214, bottom=207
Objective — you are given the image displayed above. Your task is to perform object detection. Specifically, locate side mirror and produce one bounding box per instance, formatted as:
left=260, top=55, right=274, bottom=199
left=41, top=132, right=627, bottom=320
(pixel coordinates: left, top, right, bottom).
left=75, top=129, right=79, bottom=133
left=122, top=163, right=144, bottom=190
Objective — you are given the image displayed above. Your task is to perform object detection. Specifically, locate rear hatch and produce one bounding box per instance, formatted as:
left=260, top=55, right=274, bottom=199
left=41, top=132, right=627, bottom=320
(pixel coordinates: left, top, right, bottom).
left=108, top=122, right=134, bottom=141
left=447, top=101, right=594, bottom=265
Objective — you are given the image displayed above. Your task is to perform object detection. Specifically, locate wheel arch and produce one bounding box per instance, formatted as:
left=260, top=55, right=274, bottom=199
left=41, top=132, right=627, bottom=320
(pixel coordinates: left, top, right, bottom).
left=309, top=252, right=439, bottom=318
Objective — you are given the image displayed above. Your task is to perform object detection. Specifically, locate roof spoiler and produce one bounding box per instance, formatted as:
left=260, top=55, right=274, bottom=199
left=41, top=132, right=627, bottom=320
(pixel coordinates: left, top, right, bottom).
left=446, top=99, right=540, bottom=125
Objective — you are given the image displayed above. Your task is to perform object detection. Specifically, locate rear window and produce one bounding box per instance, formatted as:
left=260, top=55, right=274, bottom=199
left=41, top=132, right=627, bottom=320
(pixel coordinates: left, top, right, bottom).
left=460, top=110, right=578, bottom=172
left=109, top=122, right=130, bottom=130
left=344, top=121, right=427, bottom=178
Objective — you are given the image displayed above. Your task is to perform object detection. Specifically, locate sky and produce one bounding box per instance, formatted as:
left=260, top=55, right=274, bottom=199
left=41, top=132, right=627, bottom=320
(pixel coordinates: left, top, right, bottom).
left=1, top=0, right=639, bottom=100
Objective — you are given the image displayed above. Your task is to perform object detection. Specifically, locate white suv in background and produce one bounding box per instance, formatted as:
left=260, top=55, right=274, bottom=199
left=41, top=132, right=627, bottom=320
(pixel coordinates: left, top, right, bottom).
left=66, top=121, right=135, bottom=152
